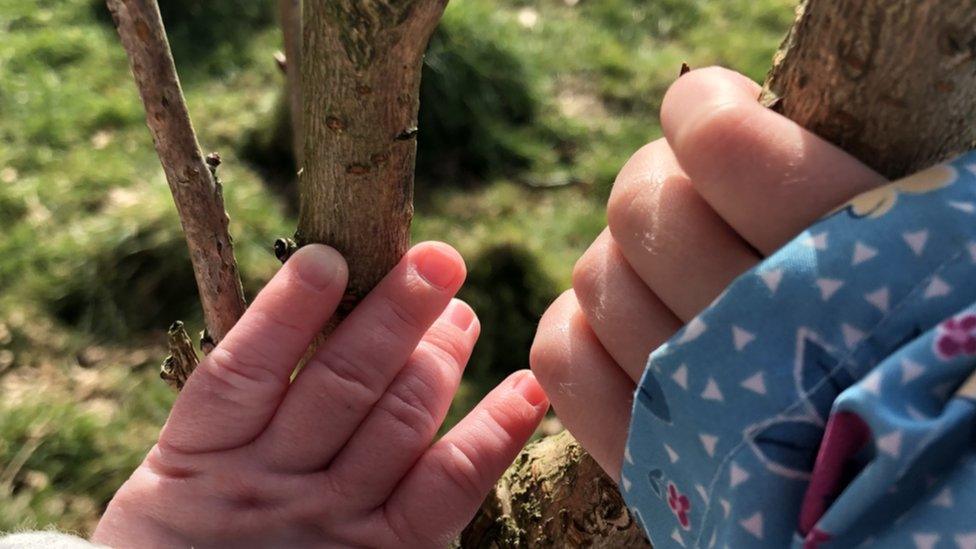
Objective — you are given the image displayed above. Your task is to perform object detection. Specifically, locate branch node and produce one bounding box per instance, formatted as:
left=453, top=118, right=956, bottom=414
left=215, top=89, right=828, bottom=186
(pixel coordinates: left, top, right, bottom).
left=274, top=238, right=298, bottom=263
left=161, top=321, right=200, bottom=391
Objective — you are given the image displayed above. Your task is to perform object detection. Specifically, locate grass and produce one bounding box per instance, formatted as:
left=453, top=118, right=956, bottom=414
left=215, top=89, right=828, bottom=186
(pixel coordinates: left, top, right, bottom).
left=0, top=0, right=795, bottom=534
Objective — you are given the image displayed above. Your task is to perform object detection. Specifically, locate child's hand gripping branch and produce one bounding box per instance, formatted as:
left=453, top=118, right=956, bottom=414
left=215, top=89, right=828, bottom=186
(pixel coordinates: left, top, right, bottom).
left=92, top=243, right=549, bottom=548
left=530, top=67, right=885, bottom=479
left=532, top=66, right=976, bottom=547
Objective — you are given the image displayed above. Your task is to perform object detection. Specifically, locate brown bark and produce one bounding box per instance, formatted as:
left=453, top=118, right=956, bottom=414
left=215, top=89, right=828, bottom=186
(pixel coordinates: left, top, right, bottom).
left=106, top=0, right=247, bottom=343
left=298, top=1, right=447, bottom=317
left=761, top=0, right=976, bottom=179
left=160, top=321, right=199, bottom=391
left=278, top=0, right=304, bottom=167
left=461, top=431, right=650, bottom=548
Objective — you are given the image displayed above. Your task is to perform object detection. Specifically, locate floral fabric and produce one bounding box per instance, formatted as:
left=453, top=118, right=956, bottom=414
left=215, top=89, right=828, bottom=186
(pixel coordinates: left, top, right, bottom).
left=622, top=152, right=976, bottom=548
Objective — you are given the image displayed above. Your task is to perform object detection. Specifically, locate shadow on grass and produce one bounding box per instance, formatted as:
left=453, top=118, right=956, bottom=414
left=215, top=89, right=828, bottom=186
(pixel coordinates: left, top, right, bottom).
left=459, top=244, right=558, bottom=388
left=92, top=0, right=275, bottom=78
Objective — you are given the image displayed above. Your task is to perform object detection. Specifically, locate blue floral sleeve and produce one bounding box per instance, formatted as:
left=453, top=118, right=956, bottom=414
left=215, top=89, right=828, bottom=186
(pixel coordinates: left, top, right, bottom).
left=622, top=152, right=976, bottom=548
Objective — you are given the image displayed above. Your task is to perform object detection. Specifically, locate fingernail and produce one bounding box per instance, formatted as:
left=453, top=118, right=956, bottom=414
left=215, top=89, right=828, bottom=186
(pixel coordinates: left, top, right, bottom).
left=446, top=300, right=475, bottom=331
left=292, top=244, right=341, bottom=290
left=415, top=245, right=461, bottom=289
left=513, top=372, right=548, bottom=409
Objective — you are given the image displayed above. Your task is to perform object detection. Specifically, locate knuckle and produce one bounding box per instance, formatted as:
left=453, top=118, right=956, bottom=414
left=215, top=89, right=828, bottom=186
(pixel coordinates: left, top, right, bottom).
left=530, top=320, right=571, bottom=390
left=676, top=100, right=753, bottom=158
left=306, top=348, right=379, bottom=406
left=432, top=440, right=487, bottom=502
left=252, top=308, right=306, bottom=343
left=374, top=291, right=427, bottom=341
left=415, top=329, right=468, bottom=369
left=376, top=373, right=440, bottom=439
left=572, top=242, right=605, bottom=300
left=201, top=347, right=283, bottom=402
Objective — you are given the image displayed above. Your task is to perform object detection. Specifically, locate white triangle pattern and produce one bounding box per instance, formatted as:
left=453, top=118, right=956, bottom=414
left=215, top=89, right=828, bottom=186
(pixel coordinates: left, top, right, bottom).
left=931, top=487, right=953, bottom=508
left=671, top=528, right=686, bottom=547
left=699, top=433, right=718, bottom=457
left=671, top=364, right=689, bottom=390
left=903, top=230, right=929, bottom=256
left=730, top=462, right=750, bottom=488
left=732, top=326, right=756, bottom=351
left=924, top=276, right=952, bottom=298
left=816, top=278, right=844, bottom=301
left=877, top=430, right=903, bottom=458
left=955, top=532, right=976, bottom=549
left=864, top=287, right=890, bottom=312
left=759, top=269, right=783, bottom=294
left=678, top=317, right=707, bottom=344
left=740, top=372, right=767, bottom=395
left=803, top=232, right=829, bottom=251
left=949, top=201, right=975, bottom=213
left=842, top=323, right=866, bottom=348
left=901, top=358, right=925, bottom=384
left=852, top=241, right=879, bottom=265
left=665, top=443, right=680, bottom=464
left=701, top=378, right=724, bottom=402
left=912, top=533, right=939, bottom=549
left=861, top=370, right=883, bottom=395
left=739, top=512, right=764, bottom=540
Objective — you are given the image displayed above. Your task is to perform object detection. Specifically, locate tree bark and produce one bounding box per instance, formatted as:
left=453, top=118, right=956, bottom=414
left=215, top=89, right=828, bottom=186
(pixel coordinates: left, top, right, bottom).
left=461, top=431, right=650, bottom=548
left=278, top=0, right=304, bottom=167
left=106, top=0, right=247, bottom=343
left=761, top=0, right=976, bottom=179
left=298, top=0, right=447, bottom=317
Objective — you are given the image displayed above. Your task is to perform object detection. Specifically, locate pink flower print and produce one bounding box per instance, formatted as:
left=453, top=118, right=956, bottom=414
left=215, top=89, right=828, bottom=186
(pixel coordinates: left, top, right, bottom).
left=935, top=313, right=976, bottom=359
left=667, top=483, right=691, bottom=530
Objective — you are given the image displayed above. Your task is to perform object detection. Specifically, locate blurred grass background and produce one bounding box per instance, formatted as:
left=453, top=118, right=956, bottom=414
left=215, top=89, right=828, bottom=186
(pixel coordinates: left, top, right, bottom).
left=0, top=0, right=794, bottom=534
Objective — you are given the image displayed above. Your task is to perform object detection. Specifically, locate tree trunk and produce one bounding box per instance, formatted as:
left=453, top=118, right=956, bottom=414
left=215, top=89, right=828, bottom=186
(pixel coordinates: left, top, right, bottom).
left=298, top=1, right=447, bottom=317
left=761, top=0, right=976, bottom=179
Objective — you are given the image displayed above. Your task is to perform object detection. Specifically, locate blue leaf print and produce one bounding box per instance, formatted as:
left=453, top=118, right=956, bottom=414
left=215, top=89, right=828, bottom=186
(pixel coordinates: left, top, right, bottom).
left=747, top=417, right=825, bottom=479
left=794, top=330, right=854, bottom=423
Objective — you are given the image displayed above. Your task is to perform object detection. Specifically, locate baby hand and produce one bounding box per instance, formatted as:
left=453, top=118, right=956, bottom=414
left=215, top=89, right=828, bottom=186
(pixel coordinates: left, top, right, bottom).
left=94, top=243, right=549, bottom=548
left=530, top=67, right=885, bottom=479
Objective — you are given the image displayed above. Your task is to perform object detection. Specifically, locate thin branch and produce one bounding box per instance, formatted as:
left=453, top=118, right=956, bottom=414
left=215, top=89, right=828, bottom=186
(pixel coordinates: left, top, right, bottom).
left=106, top=0, right=247, bottom=343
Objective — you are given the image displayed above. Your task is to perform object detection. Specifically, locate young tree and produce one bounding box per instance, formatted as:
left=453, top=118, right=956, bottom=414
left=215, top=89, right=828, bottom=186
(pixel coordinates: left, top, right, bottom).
left=108, top=0, right=976, bottom=545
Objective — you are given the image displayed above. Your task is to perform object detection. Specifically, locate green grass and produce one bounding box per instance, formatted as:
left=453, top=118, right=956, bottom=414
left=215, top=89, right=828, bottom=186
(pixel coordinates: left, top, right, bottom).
left=0, top=0, right=794, bottom=534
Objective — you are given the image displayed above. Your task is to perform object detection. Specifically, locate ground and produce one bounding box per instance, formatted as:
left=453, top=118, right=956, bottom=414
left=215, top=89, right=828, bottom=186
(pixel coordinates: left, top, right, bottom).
left=0, top=0, right=793, bottom=534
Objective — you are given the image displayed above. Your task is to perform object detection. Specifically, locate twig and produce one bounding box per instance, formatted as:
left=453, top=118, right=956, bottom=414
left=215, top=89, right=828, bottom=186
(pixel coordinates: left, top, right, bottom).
left=106, top=0, right=247, bottom=343
left=161, top=321, right=200, bottom=391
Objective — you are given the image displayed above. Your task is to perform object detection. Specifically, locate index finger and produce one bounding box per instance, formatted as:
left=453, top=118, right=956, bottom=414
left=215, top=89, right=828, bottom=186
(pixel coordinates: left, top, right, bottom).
left=662, top=66, right=887, bottom=254
left=160, top=245, right=348, bottom=453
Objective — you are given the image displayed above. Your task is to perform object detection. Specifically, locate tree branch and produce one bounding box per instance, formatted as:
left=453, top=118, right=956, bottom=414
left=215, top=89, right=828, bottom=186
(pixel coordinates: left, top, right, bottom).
left=106, top=0, right=247, bottom=343
left=299, top=0, right=448, bottom=320
left=761, top=0, right=976, bottom=179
